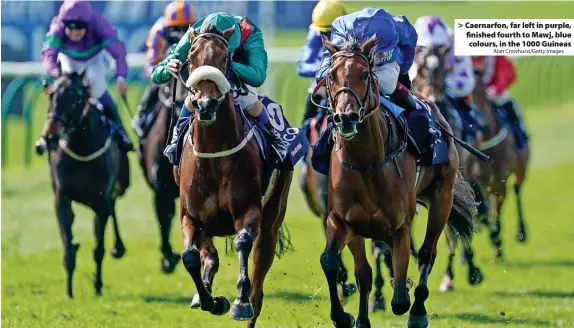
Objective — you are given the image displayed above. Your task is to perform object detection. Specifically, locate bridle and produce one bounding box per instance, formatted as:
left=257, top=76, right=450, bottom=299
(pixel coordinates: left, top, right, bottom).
left=46, top=76, right=91, bottom=137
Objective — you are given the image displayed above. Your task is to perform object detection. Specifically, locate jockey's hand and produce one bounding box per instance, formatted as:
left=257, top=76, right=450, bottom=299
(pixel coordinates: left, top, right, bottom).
left=168, top=59, right=182, bottom=78
left=116, top=77, right=128, bottom=97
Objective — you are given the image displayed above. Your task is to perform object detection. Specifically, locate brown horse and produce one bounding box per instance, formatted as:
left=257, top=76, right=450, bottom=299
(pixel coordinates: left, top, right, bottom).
left=174, top=25, right=293, bottom=328
left=472, top=69, right=530, bottom=260
left=137, top=48, right=188, bottom=273
left=318, top=35, right=475, bottom=328
left=412, top=45, right=484, bottom=292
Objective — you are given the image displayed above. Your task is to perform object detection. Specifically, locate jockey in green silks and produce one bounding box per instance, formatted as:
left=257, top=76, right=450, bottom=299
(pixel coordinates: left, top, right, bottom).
left=151, top=12, right=287, bottom=165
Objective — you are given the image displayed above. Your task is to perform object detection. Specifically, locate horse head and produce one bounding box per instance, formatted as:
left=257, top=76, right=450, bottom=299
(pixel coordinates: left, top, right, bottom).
left=185, top=24, right=235, bottom=124
left=413, top=44, right=450, bottom=102
left=321, top=34, right=380, bottom=140
left=42, top=67, right=91, bottom=151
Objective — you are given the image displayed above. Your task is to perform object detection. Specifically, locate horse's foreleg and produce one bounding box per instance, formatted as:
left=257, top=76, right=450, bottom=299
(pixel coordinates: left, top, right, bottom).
left=370, top=241, right=386, bottom=312
left=390, top=225, right=412, bottom=316
left=463, top=245, right=484, bottom=285
left=514, top=183, right=527, bottom=243
left=230, top=207, right=261, bottom=321
left=93, top=204, right=110, bottom=296
left=321, top=213, right=355, bottom=327
left=109, top=198, right=126, bottom=259
left=190, top=241, right=219, bottom=309
left=471, top=181, right=490, bottom=228
left=491, top=184, right=507, bottom=261
left=439, top=229, right=456, bottom=293
left=55, top=195, right=78, bottom=299
left=154, top=192, right=180, bottom=274
left=348, top=237, right=372, bottom=328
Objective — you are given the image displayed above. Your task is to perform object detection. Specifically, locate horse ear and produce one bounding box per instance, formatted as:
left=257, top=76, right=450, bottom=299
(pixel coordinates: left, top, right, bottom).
left=187, top=28, right=197, bottom=42
left=322, top=34, right=339, bottom=55
left=360, top=34, right=378, bottom=56
left=439, top=44, right=451, bottom=56
left=222, top=25, right=236, bottom=41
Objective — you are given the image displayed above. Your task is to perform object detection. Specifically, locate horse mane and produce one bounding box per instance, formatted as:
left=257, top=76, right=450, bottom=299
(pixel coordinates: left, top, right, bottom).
left=338, top=33, right=382, bottom=67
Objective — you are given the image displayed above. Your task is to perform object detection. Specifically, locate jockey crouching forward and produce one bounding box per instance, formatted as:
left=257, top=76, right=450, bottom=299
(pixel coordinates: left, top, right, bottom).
left=152, top=12, right=288, bottom=166
left=316, top=8, right=440, bottom=147
left=297, top=0, right=347, bottom=128
left=131, top=1, right=197, bottom=137
left=37, top=0, right=132, bottom=153
left=412, top=15, right=482, bottom=143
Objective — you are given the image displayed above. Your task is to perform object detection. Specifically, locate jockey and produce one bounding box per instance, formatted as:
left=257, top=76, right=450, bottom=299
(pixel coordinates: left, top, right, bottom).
left=131, top=1, right=197, bottom=137
left=38, top=0, right=132, bottom=153
left=316, top=8, right=419, bottom=113
left=152, top=12, right=288, bottom=165
left=471, top=55, right=528, bottom=146
left=297, top=0, right=347, bottom=125
left=412, top=15, right=481, bottom=142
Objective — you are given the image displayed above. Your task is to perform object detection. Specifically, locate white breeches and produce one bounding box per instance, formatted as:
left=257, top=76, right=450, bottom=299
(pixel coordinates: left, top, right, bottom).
left=373, top=61, right=400, bottom=95
left=58, top=51, right=109, bottom=99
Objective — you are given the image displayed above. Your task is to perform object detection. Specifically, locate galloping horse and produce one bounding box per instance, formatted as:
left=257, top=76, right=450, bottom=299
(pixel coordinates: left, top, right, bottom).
left=412, top=45, right=484, bottom=292
left=137, top=46, right=188, bottom=273
left=318, top=35, right=475, bottom=328
left=472, top=69, right=530, bottom=260
left=38, top=69, right=128, bottom=298
left=175, top=24, right=294, bottom=327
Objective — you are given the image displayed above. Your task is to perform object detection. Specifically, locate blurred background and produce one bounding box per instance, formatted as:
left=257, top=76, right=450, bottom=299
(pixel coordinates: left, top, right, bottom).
left=2, top=1, right=574, bottom=328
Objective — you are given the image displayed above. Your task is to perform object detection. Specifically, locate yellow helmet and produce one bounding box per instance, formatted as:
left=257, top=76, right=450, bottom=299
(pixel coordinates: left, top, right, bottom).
left=310, top=0, right=348, bottom=33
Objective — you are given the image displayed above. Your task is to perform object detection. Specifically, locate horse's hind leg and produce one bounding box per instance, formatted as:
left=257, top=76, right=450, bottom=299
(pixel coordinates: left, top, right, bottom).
left=463, top=245, right=484, bottom=285
left=155, top=192, right=180, bottom=273
left=490, top=185, right=507, bottom=261
left=230, top=207, right=261, bottom=321
left=321, top=213, right=355, bottom=327
left=348, top=237, right=372, bottom=328
left=439, top=230, right=456, bottom=293
left=370, top=241, right=386, bottom=312
left=514, top=150, right=529, bottom=243
left=471, top=181, right=490, bottom=227
left=190, top=241, right=219, bottom=309
left=55, top=195, right=79, bottom=299
left=181, top=214, right=229, bottom=315
left=93, top=204, right=110, bottom=296
left=109, top=198, right=126, bottom=259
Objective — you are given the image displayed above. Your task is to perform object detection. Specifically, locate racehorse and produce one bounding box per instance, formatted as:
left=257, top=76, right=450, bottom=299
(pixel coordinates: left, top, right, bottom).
left=412, top=45, right=484, bottom=292
left=136, top=46, right=188, bottom=274
left=472, top=69, right=530, bottom=261
left=317, top=35, right=475, bottom=328
left=38, top=68, right=128, bottom=298
left=174, top=25, right=294, bottom=327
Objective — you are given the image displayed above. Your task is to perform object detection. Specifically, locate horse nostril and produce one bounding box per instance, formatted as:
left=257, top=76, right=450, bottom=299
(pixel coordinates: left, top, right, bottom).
left=333, top=114, right=342, bottom=125
left=348, top=112, right=360, bottom=123
left=191, top=99, right=199, bottom=110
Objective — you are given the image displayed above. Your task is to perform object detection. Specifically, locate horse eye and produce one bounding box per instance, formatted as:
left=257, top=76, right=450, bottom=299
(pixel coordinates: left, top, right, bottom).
left=360, top=71, right=369, bottom=81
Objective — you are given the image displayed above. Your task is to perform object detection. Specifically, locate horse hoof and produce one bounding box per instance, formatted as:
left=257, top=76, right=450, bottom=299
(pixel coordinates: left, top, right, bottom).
left=391, top=300, right=411, bottom=316
left=439, top=275, right=454, bottom=293
left=190, top=293, right=200, bottom=309
left=210, top=296, right=230, bottom=316
left=516, top=231, right=527, bottom=243
left=95, top=289, right=103, bottom=297
left=369, top=297, right=386, bottom=312
left=333, top=312, right=355, bottom=328
left=161, top=253, right=181, bottom=274
left=495, top=251, right=504, bottom=262
left=110, top=245, right=126, bottom=259
left=468, top=266, right=484, bottom=286
left=356, top=316, right=371, bottom=328
left=229, top=299, right=254, bottom=321
left=407, top=314, right=429, bottom=328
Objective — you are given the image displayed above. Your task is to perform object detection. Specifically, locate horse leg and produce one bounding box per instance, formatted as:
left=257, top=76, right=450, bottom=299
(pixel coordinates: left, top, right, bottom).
left=321, top=213, right=355, bottom=327
left=229, top=207, right=261, bottom=321
left=463, top=245, right=484, bottom=285
left=109, top=198, right=126, bottom=259
left=155, top=192, right=180, bottom=274
left=93, top=203, right=110, bottom=296
left=490, top=185, right=507, bottom=261
left=410, top=229, right=418, bottom=259
left=55, top=195, right=79, bottom=299
left=514, top=177, right=527, bottom=243
left=190, top=241, right=219, bottom=309
left=471, top=181, right=490, bottom=228
left=390, top=225, right=412, bottom=316
left=439, top=229, right=456, bottom=293
left=369, top=240, right=386, bottom=312
left=180, top=214, right=229, bottom=315
left=348, top=237, right=372, bottom=328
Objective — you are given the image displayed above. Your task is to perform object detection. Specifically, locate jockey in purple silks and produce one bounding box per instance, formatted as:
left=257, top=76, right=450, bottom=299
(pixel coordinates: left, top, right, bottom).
left=37, top=0, right=133, bottom=153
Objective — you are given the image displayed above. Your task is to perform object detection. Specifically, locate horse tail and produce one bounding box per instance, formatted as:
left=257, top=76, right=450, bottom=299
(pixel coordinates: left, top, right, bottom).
left=446, top=172, right=477, bottom=246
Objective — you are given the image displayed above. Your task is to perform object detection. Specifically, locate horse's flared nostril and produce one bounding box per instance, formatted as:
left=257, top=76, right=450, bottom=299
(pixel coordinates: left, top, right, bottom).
left=333, top=114, right=343, bottom=125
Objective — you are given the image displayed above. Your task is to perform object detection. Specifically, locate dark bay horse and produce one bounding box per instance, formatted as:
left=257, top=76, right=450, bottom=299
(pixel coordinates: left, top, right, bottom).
left=38, top=69, right=128, bottom=298
left=137, top=48, right=188, bottom=273
left=412, top=45, right=484, bottom=292
left=174, top=25, right=293, bottom=327
left=318, top=35, right=475, bottom=328
left=472, top=69, right=530, bottom=260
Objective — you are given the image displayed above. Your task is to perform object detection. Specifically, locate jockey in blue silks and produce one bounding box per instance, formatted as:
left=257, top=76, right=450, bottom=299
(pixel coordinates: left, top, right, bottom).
left=297, top=0, right=347, bottom=126
left=316, top=7, right=419, bottom=112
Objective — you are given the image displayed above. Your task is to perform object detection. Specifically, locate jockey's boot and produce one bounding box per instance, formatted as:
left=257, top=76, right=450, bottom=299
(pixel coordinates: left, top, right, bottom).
left=131, top=84, right=160, bottom=137
left=163, top=105, right=193, bottom=165
left=99, top=93, right=134, bottom=153
left=389, top=82, right=418, bottom=113
left=251, top=107, right=288, bottom=162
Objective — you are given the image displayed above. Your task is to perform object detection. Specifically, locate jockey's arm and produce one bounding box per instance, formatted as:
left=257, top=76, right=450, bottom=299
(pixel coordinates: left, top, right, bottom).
left=146, top=23, right=165, bottom=79
left=41, top=17, right=64, bottom=79
left=297, top=30, right=324, bottom=78
left=232, top=30, right=267, bottom=87
left=394, top=15, right=418, bottom=74
left=151, top=35, right=191, bottom=85
left=95, top=12, right=128, bottom=80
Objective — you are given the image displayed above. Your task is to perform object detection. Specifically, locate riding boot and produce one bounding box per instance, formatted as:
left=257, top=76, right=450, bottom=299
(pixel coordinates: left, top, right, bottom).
left=389, top=82, right=418, bottom=113
left=99, top=92, right=134, bottom=153
left=132, top=84, right=160, bottom=137
left=250, top=109, right=288, bottom=162
left=164, top=104, right=193, bottom=165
